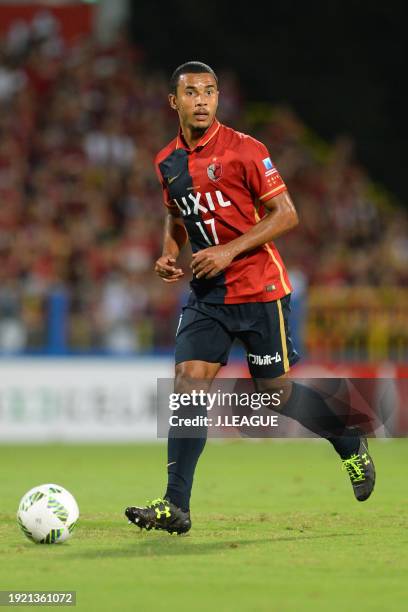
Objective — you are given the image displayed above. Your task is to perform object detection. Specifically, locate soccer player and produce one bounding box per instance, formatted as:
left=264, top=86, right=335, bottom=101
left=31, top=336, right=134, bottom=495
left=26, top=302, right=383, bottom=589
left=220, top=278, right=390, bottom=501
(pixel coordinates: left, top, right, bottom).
left=125, top=62, right=375, bottom=535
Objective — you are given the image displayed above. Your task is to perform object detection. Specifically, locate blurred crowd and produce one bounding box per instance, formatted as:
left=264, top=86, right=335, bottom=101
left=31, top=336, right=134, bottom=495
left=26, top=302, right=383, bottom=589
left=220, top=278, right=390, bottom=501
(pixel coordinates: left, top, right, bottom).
left=0, top=18, right=407, bottom=355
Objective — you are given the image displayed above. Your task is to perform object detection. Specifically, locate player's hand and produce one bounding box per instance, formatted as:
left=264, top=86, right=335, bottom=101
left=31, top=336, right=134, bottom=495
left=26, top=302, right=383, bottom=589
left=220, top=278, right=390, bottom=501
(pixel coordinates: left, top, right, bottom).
left=154, top=255, right=184, bottom=283
left=191, top=245, right=234, bottom=279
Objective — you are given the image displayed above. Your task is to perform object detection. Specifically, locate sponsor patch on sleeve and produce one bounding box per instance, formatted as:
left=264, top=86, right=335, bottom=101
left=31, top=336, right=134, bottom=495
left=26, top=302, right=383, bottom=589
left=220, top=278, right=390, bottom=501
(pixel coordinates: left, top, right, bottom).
left=262, top=157, right=274, bottom=171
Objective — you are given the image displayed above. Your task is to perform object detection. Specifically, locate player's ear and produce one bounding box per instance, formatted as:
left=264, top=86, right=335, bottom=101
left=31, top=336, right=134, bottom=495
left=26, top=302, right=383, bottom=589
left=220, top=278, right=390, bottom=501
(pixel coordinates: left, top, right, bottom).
left=168, top=93, right=178, bottom=110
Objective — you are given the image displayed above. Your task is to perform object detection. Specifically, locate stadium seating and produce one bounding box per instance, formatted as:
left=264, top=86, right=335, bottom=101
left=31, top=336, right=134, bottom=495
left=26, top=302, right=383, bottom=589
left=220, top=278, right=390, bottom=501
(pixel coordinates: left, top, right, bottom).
left=0, top=32, right=407, bottom=359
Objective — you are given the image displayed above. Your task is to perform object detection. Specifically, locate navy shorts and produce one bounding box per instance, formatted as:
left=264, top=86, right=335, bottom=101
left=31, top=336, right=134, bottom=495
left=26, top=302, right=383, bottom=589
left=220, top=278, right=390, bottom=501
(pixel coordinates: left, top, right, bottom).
left=175, top=293, right=300, bottom=379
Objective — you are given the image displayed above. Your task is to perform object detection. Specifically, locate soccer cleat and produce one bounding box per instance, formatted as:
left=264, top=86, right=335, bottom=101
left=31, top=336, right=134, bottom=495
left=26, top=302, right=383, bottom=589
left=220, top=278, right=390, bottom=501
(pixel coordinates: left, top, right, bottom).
left=342, top=432, right=376, bottom=502
left=125, top=497, right=191, bottom=535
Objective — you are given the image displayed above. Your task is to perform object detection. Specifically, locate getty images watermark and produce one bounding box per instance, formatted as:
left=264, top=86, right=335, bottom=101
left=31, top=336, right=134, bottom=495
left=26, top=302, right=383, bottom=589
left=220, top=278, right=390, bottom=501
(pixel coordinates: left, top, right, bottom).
left=157, top=379, right=283, bottom=437
left=168, top=388, right=282, bottom=428
left=157, top=378, right=406, bottom=439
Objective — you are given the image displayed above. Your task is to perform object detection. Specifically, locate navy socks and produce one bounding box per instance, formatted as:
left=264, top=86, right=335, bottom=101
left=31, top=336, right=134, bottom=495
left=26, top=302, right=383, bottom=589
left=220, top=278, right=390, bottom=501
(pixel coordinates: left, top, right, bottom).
left=280, top=382, right=361, bottom=459
left=164, top=400, right=207, bottom=512
left=165, top=437, right=206, bottom=512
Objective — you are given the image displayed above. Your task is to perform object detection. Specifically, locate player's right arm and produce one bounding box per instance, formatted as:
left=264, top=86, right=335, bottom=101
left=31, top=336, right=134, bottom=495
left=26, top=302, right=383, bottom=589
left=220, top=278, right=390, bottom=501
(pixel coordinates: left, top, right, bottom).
left=154, top=149, right=189, bottom=283
left=155, top=210, right=188, bottom=283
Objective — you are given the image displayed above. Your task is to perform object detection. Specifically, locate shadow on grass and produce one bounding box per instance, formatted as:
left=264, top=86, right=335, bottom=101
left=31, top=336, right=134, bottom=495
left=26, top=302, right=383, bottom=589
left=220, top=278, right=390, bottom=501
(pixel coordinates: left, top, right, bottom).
left=74, top=532, right=357, bottom=559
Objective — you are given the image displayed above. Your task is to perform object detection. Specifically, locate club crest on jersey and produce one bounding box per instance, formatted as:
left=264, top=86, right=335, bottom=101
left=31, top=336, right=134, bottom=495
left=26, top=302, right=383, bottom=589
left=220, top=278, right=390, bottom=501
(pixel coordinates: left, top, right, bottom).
left=207, top=162, right=222, bottom=182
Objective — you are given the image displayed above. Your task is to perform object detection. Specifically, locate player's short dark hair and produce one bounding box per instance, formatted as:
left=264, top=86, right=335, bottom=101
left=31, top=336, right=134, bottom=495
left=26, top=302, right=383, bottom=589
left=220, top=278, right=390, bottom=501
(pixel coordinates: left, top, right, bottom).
left=170, top=61, right=218, bottom=94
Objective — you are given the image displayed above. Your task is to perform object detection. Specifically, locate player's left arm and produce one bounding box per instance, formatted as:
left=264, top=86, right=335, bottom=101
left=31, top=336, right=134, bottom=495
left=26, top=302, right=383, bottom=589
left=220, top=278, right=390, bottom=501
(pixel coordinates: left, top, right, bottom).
left=191, top=190, right=298, bottom=279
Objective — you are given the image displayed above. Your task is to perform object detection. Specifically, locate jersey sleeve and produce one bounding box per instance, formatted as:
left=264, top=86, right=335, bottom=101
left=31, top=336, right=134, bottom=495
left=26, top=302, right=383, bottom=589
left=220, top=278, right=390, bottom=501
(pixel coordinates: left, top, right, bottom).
left=154, top=160, right=179, bottom=214
left=243, top=138, right=287, bottom=202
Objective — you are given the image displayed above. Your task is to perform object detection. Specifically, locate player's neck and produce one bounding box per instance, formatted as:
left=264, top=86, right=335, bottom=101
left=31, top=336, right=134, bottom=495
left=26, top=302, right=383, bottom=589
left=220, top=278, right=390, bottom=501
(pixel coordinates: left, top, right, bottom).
left=180, top=122, right=210, bottom=149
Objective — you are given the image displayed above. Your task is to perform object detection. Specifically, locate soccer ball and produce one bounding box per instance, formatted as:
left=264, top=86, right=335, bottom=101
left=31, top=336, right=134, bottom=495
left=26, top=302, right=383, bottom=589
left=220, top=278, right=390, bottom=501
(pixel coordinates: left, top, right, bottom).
left=17, top=484, right=79, bottom=544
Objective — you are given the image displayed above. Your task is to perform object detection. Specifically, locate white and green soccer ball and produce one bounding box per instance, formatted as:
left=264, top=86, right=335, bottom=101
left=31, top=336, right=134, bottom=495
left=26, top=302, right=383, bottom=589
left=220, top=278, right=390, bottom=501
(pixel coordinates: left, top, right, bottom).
left=17, top=484, right=79, bottom=544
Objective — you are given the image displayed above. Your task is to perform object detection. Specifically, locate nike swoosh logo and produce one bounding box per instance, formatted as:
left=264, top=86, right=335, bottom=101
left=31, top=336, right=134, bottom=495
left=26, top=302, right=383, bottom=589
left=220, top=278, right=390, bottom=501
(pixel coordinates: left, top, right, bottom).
left=167, top=461, right=176, bottom=467
left=167, top=173, right=181, bottom=185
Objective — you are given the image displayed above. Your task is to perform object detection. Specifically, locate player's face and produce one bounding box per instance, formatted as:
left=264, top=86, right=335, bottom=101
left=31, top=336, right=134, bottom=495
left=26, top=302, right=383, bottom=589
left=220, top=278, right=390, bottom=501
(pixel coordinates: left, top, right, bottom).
left=169, top=73, right=219, bottom=132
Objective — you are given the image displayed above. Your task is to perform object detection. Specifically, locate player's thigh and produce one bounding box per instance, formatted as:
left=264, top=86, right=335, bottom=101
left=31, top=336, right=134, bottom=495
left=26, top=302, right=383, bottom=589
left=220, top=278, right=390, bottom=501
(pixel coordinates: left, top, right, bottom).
left=239, top=295, right=300, bottom=379
left=175, top=305, right=233, bottom=371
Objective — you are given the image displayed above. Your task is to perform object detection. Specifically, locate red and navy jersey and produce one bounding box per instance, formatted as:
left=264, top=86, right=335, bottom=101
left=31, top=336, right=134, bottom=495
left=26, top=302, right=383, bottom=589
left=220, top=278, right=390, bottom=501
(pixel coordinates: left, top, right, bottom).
left=154, top=119, right=292, bottom=304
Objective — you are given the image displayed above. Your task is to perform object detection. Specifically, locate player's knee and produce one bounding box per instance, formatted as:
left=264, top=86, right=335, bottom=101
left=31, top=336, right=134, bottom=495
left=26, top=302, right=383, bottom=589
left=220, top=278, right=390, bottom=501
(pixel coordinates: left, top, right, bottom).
left=254, top=376, right=293, bottom=409
left=175, top=361, right=216, bottom=393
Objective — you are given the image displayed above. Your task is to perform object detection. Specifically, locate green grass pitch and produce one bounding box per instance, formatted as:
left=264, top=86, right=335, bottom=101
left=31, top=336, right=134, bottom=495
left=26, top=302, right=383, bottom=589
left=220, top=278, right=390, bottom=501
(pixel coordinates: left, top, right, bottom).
left=1, top=440, right=407, bottom=611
